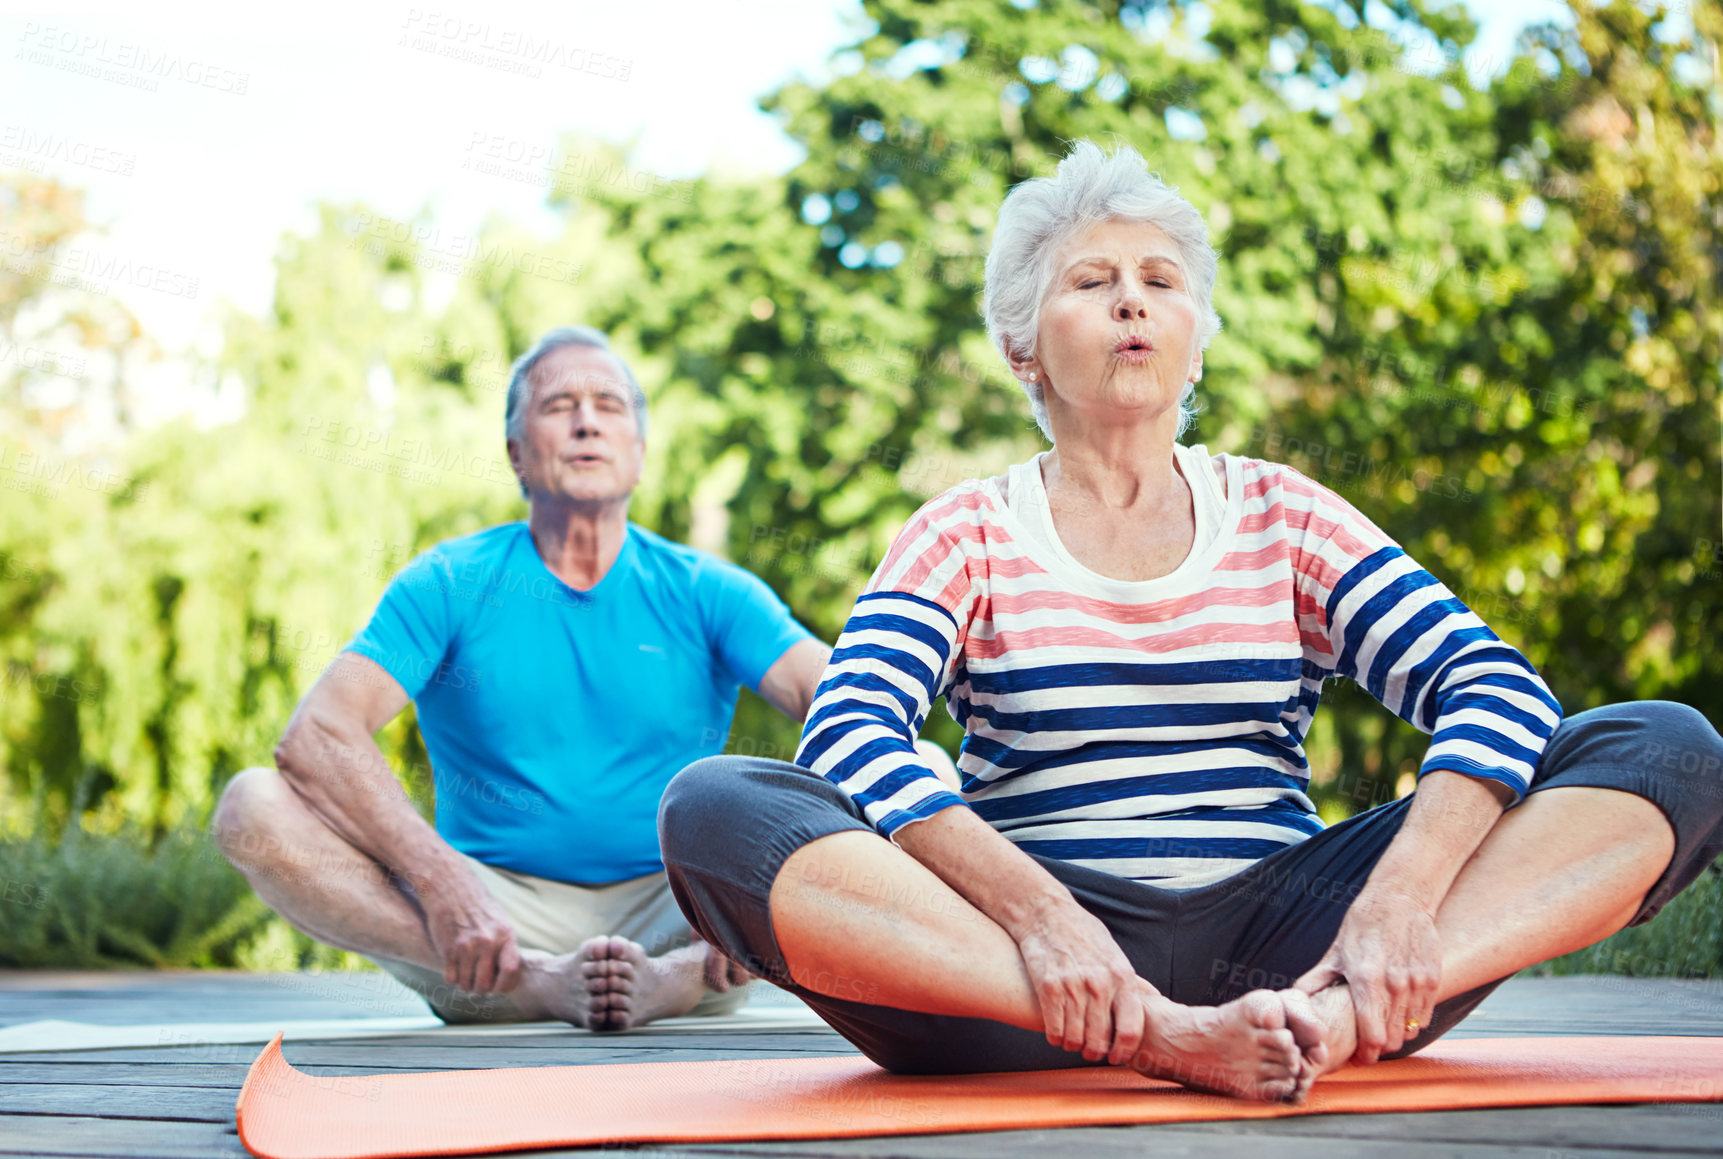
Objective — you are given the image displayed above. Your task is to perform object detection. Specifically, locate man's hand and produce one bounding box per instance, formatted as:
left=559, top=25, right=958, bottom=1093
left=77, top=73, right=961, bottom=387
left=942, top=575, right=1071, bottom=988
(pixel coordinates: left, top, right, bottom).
left=418, top=877, right=523, bottom=994
left=1294, top=885, right=1441, bottom=1064
left=1013, top=897, right=1146, bottom=1066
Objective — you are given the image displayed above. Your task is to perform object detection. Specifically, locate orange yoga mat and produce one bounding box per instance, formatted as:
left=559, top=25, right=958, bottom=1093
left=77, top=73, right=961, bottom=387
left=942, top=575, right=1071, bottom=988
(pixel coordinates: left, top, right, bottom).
left=236, top=1033, right=1723, bottom=1159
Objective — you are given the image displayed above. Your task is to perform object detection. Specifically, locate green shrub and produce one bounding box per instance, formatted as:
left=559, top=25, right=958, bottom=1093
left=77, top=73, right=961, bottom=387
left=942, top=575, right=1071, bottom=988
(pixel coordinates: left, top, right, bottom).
left=0, top=823, right=274, bottom=968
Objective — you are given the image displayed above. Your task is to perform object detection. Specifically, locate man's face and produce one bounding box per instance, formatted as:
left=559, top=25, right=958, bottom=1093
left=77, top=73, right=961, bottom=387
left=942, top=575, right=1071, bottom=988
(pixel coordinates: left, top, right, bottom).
left=507, top=345, right=644, bottom=506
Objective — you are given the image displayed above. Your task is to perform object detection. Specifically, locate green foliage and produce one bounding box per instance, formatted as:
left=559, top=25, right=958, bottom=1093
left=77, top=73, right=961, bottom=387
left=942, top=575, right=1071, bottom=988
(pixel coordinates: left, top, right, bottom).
left=0, top=1, right=1718, bottom=976
left=0, top=818, right=269, bottom=969
left=0, top=812, right=370, bottom=970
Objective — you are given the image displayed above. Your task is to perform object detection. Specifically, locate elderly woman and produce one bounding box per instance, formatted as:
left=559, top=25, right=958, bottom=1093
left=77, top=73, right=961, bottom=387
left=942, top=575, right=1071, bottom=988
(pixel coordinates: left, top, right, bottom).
left=658, top=141, right=1723, bottom=1101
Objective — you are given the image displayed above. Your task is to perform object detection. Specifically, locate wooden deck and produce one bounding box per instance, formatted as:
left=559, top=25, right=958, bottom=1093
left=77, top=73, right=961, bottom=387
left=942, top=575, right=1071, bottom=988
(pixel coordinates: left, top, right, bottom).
left=2, top=971, right=1721, bottom=1158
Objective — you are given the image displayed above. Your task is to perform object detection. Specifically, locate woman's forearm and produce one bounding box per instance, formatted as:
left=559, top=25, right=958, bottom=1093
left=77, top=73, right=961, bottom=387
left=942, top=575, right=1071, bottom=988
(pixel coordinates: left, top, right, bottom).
left=892, top=805, right=1080, bottom=938
left=1364, top=769, right=1516, bottom=908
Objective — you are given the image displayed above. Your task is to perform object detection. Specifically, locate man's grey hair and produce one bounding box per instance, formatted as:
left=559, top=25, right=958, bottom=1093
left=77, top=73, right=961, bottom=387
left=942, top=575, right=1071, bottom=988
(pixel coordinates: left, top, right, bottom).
left=982, top=139, right=1222, bottom=442
left=503, top=325, right=649, bottom=443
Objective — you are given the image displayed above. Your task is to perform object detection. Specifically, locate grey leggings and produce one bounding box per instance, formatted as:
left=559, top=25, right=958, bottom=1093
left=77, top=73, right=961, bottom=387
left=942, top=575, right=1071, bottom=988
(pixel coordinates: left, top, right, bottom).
left=658, top=701, right=1723, bottom=1074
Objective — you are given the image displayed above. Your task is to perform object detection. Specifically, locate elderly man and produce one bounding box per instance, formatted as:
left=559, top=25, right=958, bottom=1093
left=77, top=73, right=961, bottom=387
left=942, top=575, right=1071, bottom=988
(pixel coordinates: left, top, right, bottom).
left=214, top=326, right=949, bottom=1029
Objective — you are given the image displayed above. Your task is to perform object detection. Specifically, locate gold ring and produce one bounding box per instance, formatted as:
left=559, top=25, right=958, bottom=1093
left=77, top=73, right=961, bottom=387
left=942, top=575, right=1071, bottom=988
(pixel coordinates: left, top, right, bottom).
left=1405, top=1018, right=1421, bottom=1033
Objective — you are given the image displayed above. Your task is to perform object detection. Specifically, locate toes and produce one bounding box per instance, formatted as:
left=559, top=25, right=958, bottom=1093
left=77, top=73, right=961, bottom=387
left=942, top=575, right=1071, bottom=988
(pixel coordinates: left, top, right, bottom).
left=1239, top=989, right=1287, bottom=1030
left=574, top=936, right=613, bottom=961
left=1279, top=989, right=1325, bottom=1051
left=1278, top=989, right=1331, bottom=1073
left=588, top=992, right=635, bottom=1032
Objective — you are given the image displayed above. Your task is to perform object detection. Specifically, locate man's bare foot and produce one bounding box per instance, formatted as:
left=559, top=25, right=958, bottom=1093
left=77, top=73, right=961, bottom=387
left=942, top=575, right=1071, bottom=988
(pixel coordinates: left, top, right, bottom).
left=577, top=936, right=710, bottom=1031
left=1127, top=986, right=1304, bottom=1102
left=505, top=947, right=605, bottom=1026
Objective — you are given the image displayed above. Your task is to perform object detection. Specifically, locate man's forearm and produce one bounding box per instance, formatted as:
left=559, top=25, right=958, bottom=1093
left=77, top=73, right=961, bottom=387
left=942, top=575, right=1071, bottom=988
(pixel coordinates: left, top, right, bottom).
left=1363, top=769, right=1516, bottom=910
left=274, top=715, right=469, bottom=896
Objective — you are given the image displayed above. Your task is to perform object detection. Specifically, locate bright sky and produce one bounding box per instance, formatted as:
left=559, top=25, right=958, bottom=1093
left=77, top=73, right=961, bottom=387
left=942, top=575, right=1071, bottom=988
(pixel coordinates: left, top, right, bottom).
left=2, top=0, right=1570, bottom=361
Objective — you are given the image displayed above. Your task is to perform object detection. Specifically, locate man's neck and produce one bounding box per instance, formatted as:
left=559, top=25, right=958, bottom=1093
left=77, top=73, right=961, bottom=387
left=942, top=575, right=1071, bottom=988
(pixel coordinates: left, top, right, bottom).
left=526, top=496, right=631, bottom=591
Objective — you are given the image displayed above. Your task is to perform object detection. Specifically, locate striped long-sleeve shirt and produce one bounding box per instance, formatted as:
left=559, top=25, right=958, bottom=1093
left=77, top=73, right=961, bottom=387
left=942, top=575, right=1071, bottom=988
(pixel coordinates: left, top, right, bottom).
left=794, top=446, right=1564, bottom=890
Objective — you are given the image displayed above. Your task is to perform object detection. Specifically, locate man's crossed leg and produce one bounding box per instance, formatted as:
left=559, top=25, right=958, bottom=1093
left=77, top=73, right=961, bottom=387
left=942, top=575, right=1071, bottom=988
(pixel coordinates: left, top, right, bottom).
left=214, top=764, right=747, bottom=1029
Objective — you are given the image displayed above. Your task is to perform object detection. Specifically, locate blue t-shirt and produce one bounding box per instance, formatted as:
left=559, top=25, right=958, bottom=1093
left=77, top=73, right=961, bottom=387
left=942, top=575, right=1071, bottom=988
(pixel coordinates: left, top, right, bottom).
left=346, top=521, right=813, bottom=884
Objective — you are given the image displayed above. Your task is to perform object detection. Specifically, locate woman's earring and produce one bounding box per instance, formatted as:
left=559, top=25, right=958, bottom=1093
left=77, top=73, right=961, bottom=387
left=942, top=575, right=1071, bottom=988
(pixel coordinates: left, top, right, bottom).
left=1028, top=371, right=1038, bottom=382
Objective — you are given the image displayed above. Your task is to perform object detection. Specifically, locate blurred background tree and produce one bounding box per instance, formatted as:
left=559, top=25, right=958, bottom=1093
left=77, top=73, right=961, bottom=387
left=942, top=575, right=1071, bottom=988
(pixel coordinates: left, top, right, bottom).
left=0, top=0, right=1716, bottom=970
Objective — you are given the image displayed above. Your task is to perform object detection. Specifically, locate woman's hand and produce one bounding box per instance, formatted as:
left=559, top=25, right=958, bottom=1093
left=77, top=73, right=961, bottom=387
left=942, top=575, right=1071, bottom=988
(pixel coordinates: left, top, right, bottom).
left=1013, top=897, right=1147, bottom=1065
left=892, top=803, right=1151, bottom=1065
left=1294, top=770, right=1512, bottom=1065
left=1294, top=884, right=1441, bottom=1064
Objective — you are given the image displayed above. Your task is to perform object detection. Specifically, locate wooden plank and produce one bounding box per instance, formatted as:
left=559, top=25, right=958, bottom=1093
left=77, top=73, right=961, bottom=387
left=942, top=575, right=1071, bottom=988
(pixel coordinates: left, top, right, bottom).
left=282, top=1034, right=857, bottom=1051
left=1171, top=1103, right=1723, bottom=1149
left=0, top=1042, right=856, bottom=1068
left=0, top=1084, right=235, bottom=1123
left=0, top=1114, right=245, bottom=1159
left=0, top=1048, right=855, bottom=1085
left=0, top=1064, right=252, bottom=1089
left=511, top=1128, right=1719, bottom=1159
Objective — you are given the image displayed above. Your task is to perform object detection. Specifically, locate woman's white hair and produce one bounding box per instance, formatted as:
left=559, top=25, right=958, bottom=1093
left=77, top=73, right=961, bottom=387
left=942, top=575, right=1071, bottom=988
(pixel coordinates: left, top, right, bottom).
left=982, top=139, right=1222, bottom=441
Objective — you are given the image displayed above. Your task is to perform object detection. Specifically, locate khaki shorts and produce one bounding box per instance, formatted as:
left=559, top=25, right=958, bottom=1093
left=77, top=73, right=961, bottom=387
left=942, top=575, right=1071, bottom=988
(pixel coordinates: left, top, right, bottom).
left=374, top=851, right=749, bottom=1023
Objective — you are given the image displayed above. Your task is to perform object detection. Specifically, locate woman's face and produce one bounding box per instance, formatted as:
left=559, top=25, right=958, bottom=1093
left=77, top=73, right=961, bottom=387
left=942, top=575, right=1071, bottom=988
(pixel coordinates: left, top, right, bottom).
left=1025, top=217, right=1203, bottom=432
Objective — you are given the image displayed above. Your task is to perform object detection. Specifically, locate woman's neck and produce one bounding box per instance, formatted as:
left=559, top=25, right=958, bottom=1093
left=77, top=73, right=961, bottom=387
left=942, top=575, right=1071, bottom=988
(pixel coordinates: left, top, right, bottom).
left=1042, top=406, right=1184, bottom=513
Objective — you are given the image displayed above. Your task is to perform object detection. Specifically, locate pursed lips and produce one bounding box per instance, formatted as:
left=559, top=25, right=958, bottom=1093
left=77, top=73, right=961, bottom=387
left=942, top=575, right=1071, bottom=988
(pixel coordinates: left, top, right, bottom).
left=1113, top=335, right=1155, bottom=361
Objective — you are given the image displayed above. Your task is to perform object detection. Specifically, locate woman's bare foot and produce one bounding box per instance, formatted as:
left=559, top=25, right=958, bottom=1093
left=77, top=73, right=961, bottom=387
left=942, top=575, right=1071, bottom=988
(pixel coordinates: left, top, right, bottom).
left=1302, top=982, right=1361, bottom=1076
left=1127, top=986, right=1304, bottom=1101
left=1278, top=987, right=1330, bottom=1103
left=577, top=936, right=710, bottom=1031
